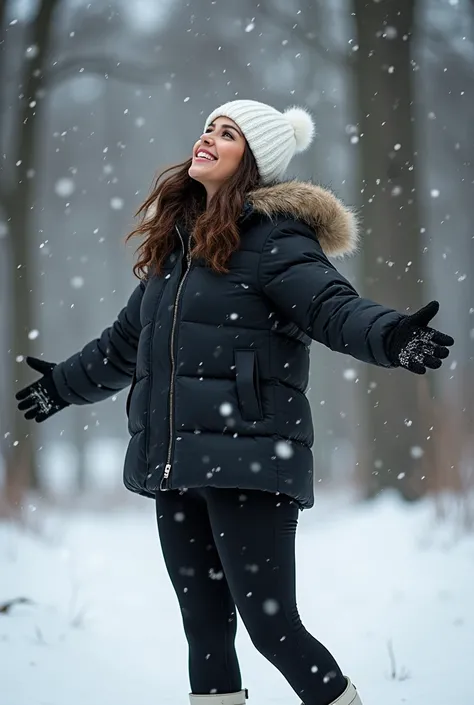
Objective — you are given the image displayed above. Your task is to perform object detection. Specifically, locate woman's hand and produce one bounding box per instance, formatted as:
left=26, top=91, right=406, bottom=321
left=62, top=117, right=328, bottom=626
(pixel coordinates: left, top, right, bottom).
left=15, top=357, right=70, bottom=422
left=386, top=301, right=454, bottom=374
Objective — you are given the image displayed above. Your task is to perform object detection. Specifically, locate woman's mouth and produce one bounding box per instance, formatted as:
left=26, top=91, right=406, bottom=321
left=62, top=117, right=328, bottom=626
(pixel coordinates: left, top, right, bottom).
left=194, top=150, right=218, bottom=163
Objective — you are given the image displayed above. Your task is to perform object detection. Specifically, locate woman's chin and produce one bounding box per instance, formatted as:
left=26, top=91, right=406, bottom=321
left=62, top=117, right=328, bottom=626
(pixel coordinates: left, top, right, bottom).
left=188, top=165, right=206, bottom=181
left=188, top=165, right=217, bottom=184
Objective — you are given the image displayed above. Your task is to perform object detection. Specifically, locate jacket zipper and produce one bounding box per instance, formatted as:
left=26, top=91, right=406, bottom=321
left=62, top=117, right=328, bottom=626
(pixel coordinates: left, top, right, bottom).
left=160, top=225, right=192, bottom=490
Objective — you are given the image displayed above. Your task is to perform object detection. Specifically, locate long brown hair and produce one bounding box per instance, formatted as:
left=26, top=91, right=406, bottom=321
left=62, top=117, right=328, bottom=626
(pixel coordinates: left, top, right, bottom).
left=126, top=143, right=260, bottom=278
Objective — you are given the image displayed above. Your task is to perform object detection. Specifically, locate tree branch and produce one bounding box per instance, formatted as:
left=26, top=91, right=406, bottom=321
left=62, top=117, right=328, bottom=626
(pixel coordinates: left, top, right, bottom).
left=46, top=54, right=176, bottom=87
left=420, top=22, right=474, bottom=67
left=257, top=0, right=351, bottom=69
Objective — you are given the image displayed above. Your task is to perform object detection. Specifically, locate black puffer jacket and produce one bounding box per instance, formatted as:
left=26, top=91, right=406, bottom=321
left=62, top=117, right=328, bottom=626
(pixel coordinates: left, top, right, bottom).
left=53, top=181, right=402, bottom=508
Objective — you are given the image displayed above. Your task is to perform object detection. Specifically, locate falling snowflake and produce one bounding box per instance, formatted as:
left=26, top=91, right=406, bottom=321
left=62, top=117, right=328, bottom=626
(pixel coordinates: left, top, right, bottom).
left=28, top=329, right=39, bottom=340
left=110, top=197, right=124, bottom=210
left=219, top=402, right=233, bottom=417
left=25, top=44, right=39, bottom=59
left=55, top=178, right=75, bottom=197
left=410, top=446, right=424, bottom=459
left=275, top=440, right=294, bottom=459
left=263, top=599, right=280, bottom=615
left=179, top=566, right=195, bottom=577
left=70, top=276, right=84, bottom=289
left=384, top=26, right=398, bottom=39
left=245, top=564, right=259, bottom=573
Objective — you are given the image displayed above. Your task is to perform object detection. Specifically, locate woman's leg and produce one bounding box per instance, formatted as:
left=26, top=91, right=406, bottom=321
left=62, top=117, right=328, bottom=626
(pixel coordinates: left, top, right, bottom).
left=155, top=489, right=242, bottom=695
left=204, top=488, right=347, bottom=705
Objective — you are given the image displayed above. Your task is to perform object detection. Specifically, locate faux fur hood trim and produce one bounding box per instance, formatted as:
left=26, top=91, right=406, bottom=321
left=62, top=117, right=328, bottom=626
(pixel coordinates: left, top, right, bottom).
left=248, top=180, right=359, bottom=257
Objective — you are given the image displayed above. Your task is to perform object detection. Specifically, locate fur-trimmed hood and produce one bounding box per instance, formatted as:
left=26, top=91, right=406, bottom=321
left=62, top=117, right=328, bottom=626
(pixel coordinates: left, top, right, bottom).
left=248, top=180, right=359, bottom=258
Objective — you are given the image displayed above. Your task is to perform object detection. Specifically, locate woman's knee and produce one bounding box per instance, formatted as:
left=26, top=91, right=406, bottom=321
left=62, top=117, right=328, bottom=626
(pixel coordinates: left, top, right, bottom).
left=242, top=605, right=304, bottom=660
left=181, top=604, right=238, bottom=646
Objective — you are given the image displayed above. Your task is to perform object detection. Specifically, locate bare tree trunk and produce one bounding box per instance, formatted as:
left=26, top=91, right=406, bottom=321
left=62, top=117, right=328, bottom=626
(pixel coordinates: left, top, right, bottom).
left=353, top=0, right=432, bottom=500
left=2, top=0, right=61, bottom=511
left=0, top=1, right=7, bottom=46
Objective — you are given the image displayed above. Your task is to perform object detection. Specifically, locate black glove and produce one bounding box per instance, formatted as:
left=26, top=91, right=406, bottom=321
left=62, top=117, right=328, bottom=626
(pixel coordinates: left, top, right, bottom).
left=15, top=356, right=69, bottom=422
left=386, top=301, right=454, bottom=374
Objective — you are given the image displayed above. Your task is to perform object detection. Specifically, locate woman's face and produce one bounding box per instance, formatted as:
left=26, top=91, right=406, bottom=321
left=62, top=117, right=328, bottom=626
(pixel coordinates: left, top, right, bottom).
left=188, top=116, right=246, bottom=196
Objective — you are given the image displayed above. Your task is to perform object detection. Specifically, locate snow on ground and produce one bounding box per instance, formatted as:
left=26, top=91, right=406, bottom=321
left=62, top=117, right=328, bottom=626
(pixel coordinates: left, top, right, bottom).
left=0, top=491, right=473, bottom=705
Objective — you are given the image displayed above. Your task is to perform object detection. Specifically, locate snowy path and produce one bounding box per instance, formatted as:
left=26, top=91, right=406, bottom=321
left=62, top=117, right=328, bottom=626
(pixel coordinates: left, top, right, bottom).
left=1, top=492, right=473, bottom=705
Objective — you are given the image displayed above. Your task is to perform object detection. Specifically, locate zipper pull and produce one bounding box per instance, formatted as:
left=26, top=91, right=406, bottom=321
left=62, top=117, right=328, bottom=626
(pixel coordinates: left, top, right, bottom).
left=160, top=463, right=172, bottom=491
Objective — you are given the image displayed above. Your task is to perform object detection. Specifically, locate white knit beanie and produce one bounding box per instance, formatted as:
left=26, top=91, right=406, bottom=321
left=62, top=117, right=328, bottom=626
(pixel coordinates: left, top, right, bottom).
left=203, top=99, right=316, bottom=185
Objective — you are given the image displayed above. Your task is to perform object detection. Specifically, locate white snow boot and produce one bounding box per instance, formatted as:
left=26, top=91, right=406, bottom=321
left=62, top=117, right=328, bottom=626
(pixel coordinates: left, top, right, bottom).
left=189, top=690, right=247, bottom=705
left=303, top=677, right=362, bottom=705
left=331, top=678, right=362, bottom=705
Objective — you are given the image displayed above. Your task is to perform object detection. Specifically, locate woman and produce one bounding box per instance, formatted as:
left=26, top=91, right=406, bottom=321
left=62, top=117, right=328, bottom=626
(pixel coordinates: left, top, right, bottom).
left=16, top=99, right=453, bottom=705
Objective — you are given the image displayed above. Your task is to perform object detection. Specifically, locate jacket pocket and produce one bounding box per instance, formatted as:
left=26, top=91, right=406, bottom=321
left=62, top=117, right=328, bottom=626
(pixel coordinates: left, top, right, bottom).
left=234, top=349, right=264, bottom=422
left=126, top=370, right=137, bottom=418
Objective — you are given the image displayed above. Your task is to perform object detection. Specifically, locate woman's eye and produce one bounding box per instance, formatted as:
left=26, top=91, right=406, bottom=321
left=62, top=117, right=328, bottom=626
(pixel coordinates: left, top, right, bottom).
left=204, top=128, right=233, bottom=139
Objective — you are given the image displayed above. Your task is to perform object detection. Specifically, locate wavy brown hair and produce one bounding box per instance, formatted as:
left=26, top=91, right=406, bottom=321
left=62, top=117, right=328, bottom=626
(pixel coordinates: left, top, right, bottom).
left=126, top=142, right=260, bottom=278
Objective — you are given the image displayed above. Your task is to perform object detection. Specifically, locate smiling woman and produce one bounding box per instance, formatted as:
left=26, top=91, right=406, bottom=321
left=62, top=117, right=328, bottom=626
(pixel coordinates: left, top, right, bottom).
left=16, top=98, right=453, bottom=705
left=189, top=117, right=247, bottom=204
left=122, top=109, right=262, bottom=277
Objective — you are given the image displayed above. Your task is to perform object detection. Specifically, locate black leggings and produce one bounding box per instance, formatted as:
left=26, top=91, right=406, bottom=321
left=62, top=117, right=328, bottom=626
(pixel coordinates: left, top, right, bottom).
left=155, top=487, right=347, bottom=705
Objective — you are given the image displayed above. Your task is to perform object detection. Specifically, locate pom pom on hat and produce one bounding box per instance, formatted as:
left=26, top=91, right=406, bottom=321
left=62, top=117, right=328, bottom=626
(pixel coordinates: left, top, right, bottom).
left=203, top=99, right=316, bottom=184
left=283, top=106, right=316, bottom=153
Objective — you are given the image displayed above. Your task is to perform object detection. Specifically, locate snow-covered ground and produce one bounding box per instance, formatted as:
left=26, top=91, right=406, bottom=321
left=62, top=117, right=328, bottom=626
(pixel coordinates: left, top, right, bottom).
left=1, top=491, right=473, bottom=705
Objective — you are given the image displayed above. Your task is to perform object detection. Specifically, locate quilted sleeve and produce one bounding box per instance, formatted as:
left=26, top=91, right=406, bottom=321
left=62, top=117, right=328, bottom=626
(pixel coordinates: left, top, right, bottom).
left=259, top=220, right=403, bottom=366
left=52, top=280, right=145, bottom=404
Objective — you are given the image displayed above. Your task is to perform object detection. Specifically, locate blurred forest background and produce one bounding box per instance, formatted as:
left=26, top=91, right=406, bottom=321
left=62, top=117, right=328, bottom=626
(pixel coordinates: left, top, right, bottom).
left=0, top=0, right=473, bottom=519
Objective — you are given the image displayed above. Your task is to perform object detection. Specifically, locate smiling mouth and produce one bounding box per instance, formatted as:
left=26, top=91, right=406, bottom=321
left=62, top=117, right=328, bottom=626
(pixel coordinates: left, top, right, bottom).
left=194, top=152, right=218, bottom=162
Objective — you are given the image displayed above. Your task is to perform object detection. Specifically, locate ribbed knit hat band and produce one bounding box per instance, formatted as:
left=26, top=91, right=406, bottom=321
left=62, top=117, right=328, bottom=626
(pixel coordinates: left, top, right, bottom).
left=203, top=99, right=315, bottom=185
